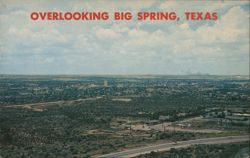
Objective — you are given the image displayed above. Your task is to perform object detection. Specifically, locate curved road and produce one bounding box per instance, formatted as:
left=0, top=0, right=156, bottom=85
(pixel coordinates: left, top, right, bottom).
left=98, top=135, right=249, bottom=158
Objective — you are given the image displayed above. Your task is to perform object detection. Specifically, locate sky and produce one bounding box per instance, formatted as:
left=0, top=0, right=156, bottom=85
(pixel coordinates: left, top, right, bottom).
left=0, top=0, right=249, bottom=75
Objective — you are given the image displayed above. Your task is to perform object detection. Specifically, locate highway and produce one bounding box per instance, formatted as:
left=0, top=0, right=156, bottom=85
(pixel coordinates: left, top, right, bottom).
left=98, top=135, right=249, bottom=158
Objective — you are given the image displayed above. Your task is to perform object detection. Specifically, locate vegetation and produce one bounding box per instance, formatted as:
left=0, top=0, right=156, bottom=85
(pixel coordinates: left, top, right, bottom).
left=0, top=75, right=249, bottom=157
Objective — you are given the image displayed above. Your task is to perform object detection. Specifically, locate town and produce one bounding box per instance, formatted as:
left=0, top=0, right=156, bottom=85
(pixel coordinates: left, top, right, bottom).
left=0, top=75, right=249, bottom=158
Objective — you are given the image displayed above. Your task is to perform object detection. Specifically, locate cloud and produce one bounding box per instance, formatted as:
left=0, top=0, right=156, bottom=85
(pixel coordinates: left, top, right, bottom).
left=196, top=6, right=249, bottom=44
left=179, top=23, right=189, bottom=30
left=159, top=0, right=249, bottom=12
left=121, top=0, right=156, bottom=10
left=95, top=27, right=121, bottom=40
left=0, top=0, right=249, bottom=75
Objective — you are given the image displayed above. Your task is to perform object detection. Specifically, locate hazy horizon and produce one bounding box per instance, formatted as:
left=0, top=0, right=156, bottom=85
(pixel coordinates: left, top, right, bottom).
left=0, top=72, right=249, bottom=76
left=0, top=73, right=249, bottom=77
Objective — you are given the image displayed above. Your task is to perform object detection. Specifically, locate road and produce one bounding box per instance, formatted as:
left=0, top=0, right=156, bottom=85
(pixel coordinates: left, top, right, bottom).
left=98, top=135, right=249, bottom=158
left=4, top=96, right=103, bottom=111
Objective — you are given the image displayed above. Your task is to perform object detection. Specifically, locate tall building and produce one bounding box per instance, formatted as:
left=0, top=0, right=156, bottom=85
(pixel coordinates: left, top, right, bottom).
left=104, top=80, right=108, bottom=87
